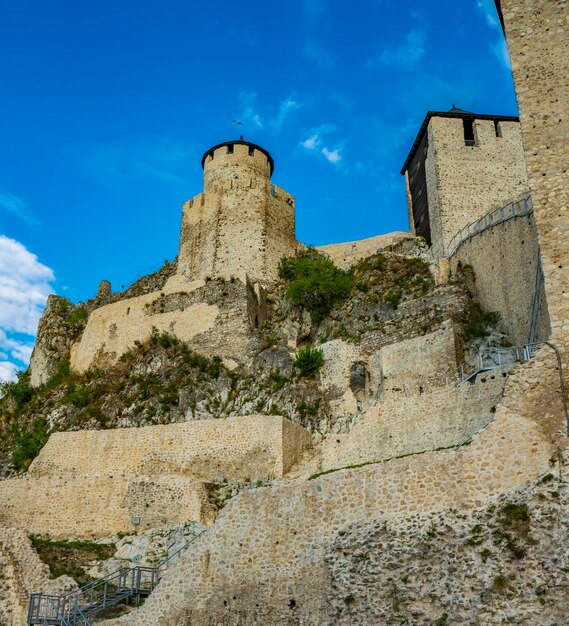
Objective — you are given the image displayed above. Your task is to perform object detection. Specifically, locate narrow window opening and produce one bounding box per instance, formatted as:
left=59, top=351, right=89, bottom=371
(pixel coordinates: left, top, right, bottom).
left=226, top=144, right=234, bottom=154
left=248, top=145, right=255, bottom=156
left=254, top=314, right=259, bottom=329
left=463, top=119, right=476, bottom=146
left=126, top=307, right=130, bottom=316
left=494, top=120, right=502, bottom=137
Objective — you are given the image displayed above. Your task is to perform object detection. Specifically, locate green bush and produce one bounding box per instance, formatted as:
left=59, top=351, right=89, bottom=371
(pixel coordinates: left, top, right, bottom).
left=11, top=417, right=49, bottom=470
left=1, top=371, right=34, bottom=410
left=67, top=306, right=88, bottom=328
left=453, top=301, right=501, bottom=342
left=293, top=346, right=324, bottom=377
left=64, top=384, right=92, bottom=408
left=278, top=249, right=354, bottom=322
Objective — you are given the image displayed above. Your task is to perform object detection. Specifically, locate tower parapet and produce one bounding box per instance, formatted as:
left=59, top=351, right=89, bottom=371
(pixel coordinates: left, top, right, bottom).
left=401, top=108, right=529, bottom=258
left=178, top=140, right=297, bottom=282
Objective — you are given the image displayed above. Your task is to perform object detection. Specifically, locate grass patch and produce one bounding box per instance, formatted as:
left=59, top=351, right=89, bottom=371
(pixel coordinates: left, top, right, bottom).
left=10, top=417, right=49, bottom=471
left=30, top=536, right=115, bottom=586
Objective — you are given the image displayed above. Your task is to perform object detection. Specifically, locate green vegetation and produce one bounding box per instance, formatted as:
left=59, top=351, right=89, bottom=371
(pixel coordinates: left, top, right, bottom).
left=353, top=253, right=433, bottom=309
left=64, top=384, right=93, bottom=408
left=491, top=502, right=536, bottom=559
left=492, top=574, right=508, bottom=591
left=453, top=301, right=501, bottom=342
left=0, top=371, right=34, bottom=411
left=67, top=305, right=89, bottom=328
left=278, top=248, right=355, bottom=322
left=30, top=535, right=115, bottom=585
left=293, top=346, right=324, bottom=377
left=10, top=417, right=49, bottom=470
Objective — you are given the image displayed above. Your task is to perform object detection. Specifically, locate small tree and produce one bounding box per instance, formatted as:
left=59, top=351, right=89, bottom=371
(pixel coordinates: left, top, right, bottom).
left=293, top=346, right=324, bottom=377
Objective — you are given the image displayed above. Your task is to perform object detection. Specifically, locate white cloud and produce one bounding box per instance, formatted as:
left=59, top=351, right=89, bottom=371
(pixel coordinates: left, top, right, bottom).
left=0, top=361, right=17, bottom=383
left=477, top=0, right=500, bottom=28
left=302, top=134, right=320, bottom=150
left=322, top=147, right=342, bottom=164
left=271, top=97, right=302, bottom=131
left=0, top=190, right=38, bottom=225
left=301, top=127, right=343, bottom=165
left=368, top=29, right=425, bottom=68
left=0, top=235, right=55, bottom=382
left=237, top=91, right=265, bottom=130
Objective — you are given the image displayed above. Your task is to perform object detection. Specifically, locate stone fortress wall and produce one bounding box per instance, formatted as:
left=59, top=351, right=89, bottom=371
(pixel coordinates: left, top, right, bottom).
left=102, top=347, right=565, bottom=626
left=0, top=527, right=76, bottom=626
left=449, top=203, right=549, bottom=345
left=29, top=415, right=309, bottom=482
left=70, top=273, right=267, bottom=373
left=0, top=473, right=211, bottom=539
left=178, top=142, right=297, bottom=284
left=318, top=323, right=462, bottom=415
left=417, top=116, right=530, bottom=258
left=0, top=416, right=309, bottom=539
left=320, top=372, right=506, bottom=472
left=498, top=0, right=569, bottom=357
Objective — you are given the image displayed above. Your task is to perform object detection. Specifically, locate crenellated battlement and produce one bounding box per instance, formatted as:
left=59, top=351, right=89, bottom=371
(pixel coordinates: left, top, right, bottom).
left=178, top=139, right=297, bottom=282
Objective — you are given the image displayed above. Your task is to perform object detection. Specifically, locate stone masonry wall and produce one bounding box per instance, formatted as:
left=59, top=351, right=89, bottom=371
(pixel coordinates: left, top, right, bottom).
left=101, top=348, right=564, bottom=626
left=376, top=321, right=460, bottom=399
left=316, top=232, right=415, bottom=270
left=0, top=474, right=212, bottom=539
left=178, top=143, right=297, bottom=283
left=70, top=273, right=262, bottom=373
left=320, top=373, right=506, bottom=472
left=318, top=325, right=461, bottom=417
left=29, top=416, right=310, bottom=482
left=499, top=0, right=569, bottom=357
left=451, top=211, right=546, bottom=345
left=425, top=116, right=529, bottom=258
left=0, top=527, right=76, bottom=625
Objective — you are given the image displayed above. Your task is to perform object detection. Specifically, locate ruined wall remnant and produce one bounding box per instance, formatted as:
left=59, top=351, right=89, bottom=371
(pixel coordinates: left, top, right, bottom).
left=70, top=274, right=265, bottom=373
left=178, top=141, right=298, bottom=283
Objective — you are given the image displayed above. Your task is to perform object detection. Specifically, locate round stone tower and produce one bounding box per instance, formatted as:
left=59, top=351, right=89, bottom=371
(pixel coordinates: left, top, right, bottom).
left=178, top=140, right=297, bottom=283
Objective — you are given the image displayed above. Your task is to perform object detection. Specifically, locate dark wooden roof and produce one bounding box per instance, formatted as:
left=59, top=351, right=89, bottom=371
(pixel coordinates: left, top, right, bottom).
left=201, top=140, right=275, bottom=175
left=400, top=109, right=520, bottom=175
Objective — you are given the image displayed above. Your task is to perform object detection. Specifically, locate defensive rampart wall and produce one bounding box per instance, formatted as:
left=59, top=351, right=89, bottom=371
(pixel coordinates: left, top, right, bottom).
left=101, top=348, right=563, bottom=626
left=320, top=373, right=506, bottom=472
left=29, top=416, right=310, bottom=482
left=0, top=474, right=212, bottom=539
left=449, top=203, right=550, bottom=345
left=70, top=274, right=266, bottom=373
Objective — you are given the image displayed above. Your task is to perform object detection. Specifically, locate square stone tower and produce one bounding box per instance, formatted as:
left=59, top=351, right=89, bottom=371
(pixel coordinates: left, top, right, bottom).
left=177, top=140, right=298, bottom=283
left=401, top=108, right=530, bottom=258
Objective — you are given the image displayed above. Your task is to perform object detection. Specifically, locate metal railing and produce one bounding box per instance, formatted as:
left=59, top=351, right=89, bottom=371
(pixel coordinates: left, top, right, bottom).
left=448, top=346, right=523, bottom=385
left=449, top=341, right=568, bottom=434
left=28, top=530, right=206, bottom=625
left=446, top=195, right=533, bottom=257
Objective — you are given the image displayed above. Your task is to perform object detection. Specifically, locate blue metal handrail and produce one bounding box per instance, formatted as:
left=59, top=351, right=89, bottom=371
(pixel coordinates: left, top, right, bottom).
left=28, top=529, right=207, bottom=625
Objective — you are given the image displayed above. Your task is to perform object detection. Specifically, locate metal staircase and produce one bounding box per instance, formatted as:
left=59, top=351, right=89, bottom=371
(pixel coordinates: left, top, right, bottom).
left=27, top=531, right=204, bottom=626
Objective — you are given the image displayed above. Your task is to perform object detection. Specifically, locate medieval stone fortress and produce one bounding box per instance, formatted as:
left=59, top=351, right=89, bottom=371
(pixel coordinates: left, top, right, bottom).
left=0, top=1, right=567, bottom=624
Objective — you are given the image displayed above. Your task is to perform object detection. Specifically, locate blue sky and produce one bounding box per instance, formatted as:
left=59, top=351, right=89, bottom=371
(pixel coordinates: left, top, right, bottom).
left=0, top=0, right=515, bottom=380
